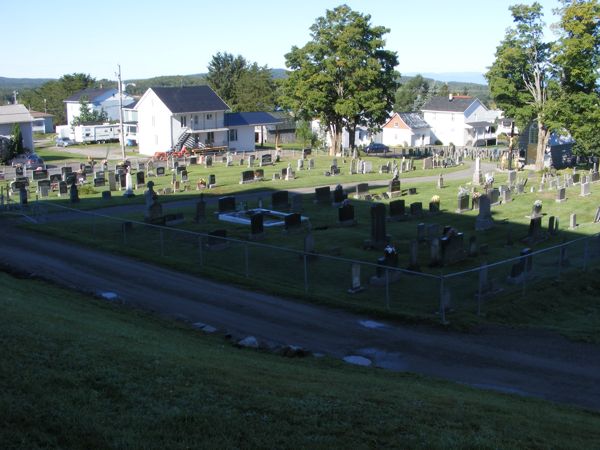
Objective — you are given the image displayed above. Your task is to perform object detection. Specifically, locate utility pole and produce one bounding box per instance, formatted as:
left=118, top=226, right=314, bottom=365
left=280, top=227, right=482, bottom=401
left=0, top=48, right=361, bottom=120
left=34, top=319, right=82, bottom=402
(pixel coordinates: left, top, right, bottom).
left=117, top=64, right=126, bottom=162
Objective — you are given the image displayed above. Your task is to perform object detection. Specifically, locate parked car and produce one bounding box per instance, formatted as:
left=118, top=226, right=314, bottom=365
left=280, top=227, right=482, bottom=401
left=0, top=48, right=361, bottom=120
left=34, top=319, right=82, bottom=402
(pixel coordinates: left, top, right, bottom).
left=25, top=153, right=45, bottom=170
left=56, top=137, right=75, bottom=147
left=364, top=143, right=390, bottom=154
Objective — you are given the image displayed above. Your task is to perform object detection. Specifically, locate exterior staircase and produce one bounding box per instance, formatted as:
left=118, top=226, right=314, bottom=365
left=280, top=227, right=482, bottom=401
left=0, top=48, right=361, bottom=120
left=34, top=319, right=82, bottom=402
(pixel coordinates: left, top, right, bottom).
left=173, top=129, right=197, bottom=151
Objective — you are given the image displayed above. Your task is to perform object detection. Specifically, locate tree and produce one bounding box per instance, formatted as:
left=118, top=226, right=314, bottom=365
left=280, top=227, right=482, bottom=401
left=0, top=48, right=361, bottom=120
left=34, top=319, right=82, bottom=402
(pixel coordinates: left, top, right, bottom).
left=11, top=123, right=24, bottom=155
left=547, top=0, right=600, bottom=156
left=71, top=97, right=109, bottom=125
left=206, top=52, right=247, bottom=107
left=233, top=63, right=276, bottom=112
left=281, top=5, right=399, bottom=155
left=295, top=120, right=318, bottom=148
left=394, top=75, right=429, bottom=112
left=20, top=73, right=96, bottom=125
left=438, top=83, right=450, bottom=98
left=486, top=3, right=553, bottom=170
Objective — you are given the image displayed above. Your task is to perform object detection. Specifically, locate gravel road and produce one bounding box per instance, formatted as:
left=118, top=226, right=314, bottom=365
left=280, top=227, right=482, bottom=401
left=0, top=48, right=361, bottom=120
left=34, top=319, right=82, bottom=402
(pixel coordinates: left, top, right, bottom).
left=1, top=220, right=600, bottom=411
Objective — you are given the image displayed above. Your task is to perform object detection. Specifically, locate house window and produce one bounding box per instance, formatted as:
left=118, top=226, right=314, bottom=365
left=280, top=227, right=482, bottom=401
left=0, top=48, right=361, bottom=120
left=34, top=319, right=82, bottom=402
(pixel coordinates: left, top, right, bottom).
left=206, top=113, right=213, bottom=121
left=394, top=122, right=399, bottom=128
left=181, top=115, right=187, bottom=127
left=229, top=129, right=238, bottom=141
left=194, top=115, right=199, bottom=128
left=206, top=131, right=214, bottom=144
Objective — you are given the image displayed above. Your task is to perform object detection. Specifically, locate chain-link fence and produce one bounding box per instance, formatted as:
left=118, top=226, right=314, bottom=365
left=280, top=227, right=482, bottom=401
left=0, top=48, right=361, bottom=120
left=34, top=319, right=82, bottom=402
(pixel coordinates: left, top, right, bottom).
left=11, top=200, right=600, bottom=323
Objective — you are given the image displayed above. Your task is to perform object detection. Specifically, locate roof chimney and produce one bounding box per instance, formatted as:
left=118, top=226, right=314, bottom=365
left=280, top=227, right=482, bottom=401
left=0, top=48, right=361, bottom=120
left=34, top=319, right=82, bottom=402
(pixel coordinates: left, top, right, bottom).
left=449, top=93, right=453, bottom=101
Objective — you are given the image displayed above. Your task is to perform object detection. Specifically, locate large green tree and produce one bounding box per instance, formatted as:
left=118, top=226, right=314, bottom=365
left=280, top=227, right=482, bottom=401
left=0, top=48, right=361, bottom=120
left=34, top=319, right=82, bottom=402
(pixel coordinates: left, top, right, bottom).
left=206, top=52, right=247, bottom=107
left=71, top=97, right=109, bottom=126
left=394, top=75, right=430, bottom=112
left=233, top=63, right=276, bottom=112
left=281, top=5, right=399, bottom=155
left=548, top=0, right=600, bottom=156
left=20, top=73, right=96, bottom=125
left=486, top=3, right=553, bottom=170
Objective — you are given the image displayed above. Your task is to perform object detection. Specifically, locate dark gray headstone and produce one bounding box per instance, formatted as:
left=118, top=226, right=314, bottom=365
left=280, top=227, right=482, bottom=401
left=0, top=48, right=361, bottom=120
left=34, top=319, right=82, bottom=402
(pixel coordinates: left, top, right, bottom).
left=218, top=196, right=236, bottom=213
left=370, top=203, right=387, bottom=248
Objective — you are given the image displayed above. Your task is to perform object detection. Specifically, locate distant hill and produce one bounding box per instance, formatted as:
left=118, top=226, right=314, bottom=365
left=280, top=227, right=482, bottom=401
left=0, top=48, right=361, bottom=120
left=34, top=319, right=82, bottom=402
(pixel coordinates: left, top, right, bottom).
left=0, top=76, right=55, bottom=89
left=404, top=72, right=487, bottom=85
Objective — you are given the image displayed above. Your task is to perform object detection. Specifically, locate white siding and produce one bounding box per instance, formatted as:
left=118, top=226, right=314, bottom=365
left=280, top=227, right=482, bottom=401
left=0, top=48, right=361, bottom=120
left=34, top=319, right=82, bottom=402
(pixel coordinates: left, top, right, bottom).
left=229, top=126, right=255, bottom=151
left=136, top=90, right=173, bottom=155
left=423, top=111, right=468, bottom=146
left=382, top=127, right=431, bottom=147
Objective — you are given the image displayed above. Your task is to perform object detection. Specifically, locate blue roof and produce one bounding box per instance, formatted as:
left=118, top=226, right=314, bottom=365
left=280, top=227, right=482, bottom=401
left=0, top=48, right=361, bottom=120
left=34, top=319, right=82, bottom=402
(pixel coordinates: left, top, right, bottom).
left=225, top=112, right=282, bottom=127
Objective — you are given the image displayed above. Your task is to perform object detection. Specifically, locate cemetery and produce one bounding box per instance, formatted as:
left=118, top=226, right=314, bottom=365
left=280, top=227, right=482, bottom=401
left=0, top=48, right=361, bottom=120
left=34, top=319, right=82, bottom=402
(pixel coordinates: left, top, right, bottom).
left=5, top=147, right=600, bottom=328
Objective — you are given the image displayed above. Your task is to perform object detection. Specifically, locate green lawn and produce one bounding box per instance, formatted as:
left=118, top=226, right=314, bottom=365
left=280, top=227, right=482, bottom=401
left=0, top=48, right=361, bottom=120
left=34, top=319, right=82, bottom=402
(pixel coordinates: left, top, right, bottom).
left=16, top=161, right=600, bottom=340
left=2, top=271, right=599, bottom=449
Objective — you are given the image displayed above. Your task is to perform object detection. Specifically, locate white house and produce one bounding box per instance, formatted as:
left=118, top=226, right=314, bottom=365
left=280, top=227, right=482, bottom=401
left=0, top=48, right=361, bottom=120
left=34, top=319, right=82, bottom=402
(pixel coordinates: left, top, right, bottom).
left=381, top=112, right=431, bottom=147
left=30, top=110, right=54, bottom=134
left=134, top=86, right=281, bottom=156
left=310, top=119, right=371, bottom=151
left=0, top=104, right=34, bottom=151
left=64, top=88, right=135, bottom=125
left=421, top=95, right=499, bottom=146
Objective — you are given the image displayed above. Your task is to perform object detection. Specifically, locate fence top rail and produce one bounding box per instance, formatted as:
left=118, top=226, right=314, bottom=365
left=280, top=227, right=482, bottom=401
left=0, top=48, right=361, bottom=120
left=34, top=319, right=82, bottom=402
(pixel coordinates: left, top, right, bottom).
left=443, top=233, right=598, bottom=278
left=37, top=201, right=440, bottom=278
left=35, top=200, right=598, bottom=280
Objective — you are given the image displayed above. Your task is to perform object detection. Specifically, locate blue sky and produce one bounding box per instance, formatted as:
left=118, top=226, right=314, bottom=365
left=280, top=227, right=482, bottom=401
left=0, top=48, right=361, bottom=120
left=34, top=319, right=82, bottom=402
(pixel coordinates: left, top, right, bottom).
left=5, top=0, right=561, bottom=81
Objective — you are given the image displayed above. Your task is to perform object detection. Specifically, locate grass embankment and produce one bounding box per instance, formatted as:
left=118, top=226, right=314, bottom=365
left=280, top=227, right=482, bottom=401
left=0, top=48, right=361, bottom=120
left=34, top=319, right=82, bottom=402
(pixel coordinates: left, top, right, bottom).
left=17, top=163, right=600, bottom=340
left=2, top=271, right=600, bottom=449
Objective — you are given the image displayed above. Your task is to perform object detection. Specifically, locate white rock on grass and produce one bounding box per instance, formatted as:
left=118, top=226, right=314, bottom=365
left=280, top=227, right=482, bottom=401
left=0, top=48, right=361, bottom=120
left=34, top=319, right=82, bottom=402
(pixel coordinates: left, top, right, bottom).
left=237, top=336, right=259, bottom=348
left=343, top=355, right=372, bottom=367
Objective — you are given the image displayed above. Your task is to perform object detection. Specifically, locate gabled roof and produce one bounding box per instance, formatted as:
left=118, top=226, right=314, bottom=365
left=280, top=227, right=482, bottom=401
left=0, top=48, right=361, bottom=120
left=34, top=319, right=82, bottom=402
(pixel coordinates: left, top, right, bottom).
left=29, top=110, right=54, bottom=118
left=65, top=88, right=117, bottom=103
left=421, top=96, right=478, bottom=113
left=397, top=112, right=429, bottom=129
left=225, top=112, right=282, bottom=127
left=0, top=104, right=34, bottom=125
left=151, top=86, right=229, bottom=113
left=123, top=99, right=138, bottom=110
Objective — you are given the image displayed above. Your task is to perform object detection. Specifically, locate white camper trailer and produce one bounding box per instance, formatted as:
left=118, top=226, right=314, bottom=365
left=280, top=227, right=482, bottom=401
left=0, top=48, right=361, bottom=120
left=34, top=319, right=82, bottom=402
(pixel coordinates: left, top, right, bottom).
left=73, top=124, right=120, bottom=144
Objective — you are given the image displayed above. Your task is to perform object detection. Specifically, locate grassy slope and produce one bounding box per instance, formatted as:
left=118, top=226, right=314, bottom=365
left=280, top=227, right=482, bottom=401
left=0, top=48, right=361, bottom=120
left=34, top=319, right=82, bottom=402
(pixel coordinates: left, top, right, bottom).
left=1, top=271, right=600, bottom=449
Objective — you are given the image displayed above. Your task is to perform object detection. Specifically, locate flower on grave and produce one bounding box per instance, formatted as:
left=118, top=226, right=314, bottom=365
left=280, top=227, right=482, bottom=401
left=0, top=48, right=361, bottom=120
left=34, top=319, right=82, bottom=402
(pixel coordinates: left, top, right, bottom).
left=457, top=186, right=469, bottom=197
left=533, top=200, right=543, bottom=208
left=472, top=191, right=482, bottom=199
left=430, top=195, right=440, bottom=204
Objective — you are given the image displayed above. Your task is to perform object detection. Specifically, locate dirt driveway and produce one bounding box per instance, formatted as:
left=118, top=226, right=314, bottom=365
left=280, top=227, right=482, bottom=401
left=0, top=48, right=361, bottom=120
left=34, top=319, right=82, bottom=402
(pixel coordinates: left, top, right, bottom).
left=1, top=219, right=600, bottom=411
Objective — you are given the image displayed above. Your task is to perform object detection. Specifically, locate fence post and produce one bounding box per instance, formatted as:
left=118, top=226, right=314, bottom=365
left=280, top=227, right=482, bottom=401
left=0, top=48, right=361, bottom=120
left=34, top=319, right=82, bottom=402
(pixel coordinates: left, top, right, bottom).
left=244, top=244, right=249, bottom=278
left=385, top=268, right=390, bottom=310
left=159, top=229, right=164, bottom=257
left=439, top=274, right=446, bottom=324
left=198, top=236, right=203, bottom=267
left=477, top=265, right=483, bottom=316
left=303, top=253, right=308, bottom=294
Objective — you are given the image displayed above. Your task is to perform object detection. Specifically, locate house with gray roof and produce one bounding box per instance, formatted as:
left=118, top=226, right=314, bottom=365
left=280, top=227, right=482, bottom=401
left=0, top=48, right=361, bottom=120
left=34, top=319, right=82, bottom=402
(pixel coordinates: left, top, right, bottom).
left=0, top=104, right=34, bottom=151
left=421, top=95, right=500, bottom=146
left=64, top=87, right=135, bottom=125
left=381, top=112, right=431, bottom=147
left=134, top=86, right=281, bottom=155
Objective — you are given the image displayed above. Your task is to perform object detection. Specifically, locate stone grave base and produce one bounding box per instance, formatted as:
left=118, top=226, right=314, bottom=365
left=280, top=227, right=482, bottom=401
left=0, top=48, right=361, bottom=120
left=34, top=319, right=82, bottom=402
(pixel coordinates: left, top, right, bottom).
left=248, top=232, right=265, bottom=241
left=164, top=213, right=185, bottom=226
left=347, top=285, right=365, bottom=294
left=144, top=216, right=166, bottom=226
left=205, top=242, right=230, bottom=251
left=338, top=219, right=356, bottom=227
left=369, top=271, right=402, bottom=286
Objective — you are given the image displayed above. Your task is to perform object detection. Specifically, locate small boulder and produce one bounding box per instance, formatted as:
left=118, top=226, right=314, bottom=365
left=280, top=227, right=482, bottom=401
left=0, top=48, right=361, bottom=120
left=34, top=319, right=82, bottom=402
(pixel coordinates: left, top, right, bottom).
left=237, top=336, right=259, bottom=349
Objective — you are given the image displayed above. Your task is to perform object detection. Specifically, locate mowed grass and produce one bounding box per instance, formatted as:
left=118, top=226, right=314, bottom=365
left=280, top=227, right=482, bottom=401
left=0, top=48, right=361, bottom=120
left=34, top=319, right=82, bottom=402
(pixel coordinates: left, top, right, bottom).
left=19, top=162, right=600, bottom=340
left=2, top=271, right=600, bottom=449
